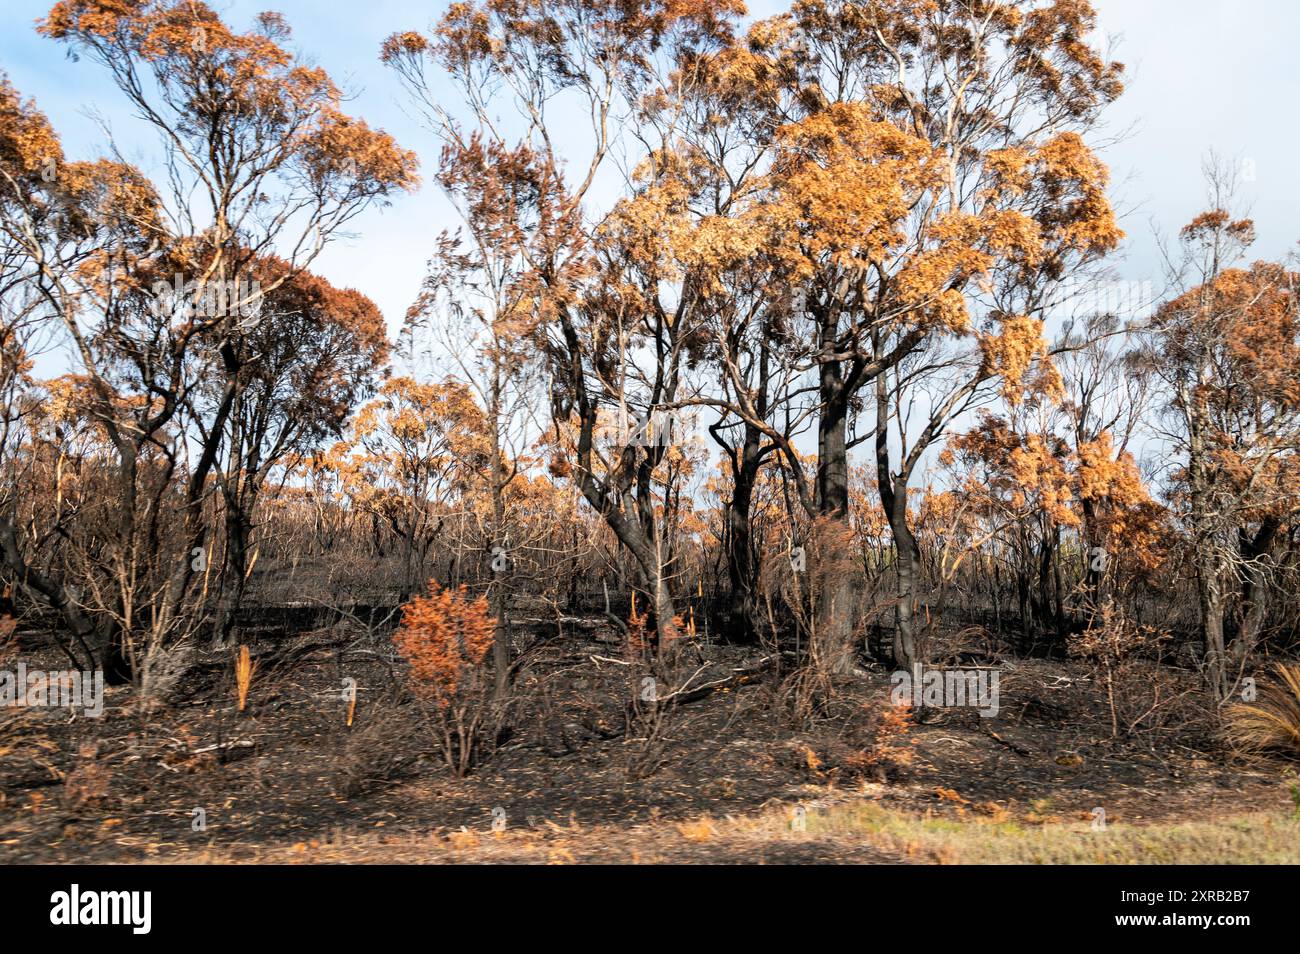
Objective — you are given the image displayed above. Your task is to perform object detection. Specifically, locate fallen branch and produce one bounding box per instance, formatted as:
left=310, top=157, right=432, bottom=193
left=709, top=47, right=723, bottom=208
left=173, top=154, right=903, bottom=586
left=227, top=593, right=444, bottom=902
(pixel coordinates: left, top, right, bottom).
left=983, top=728, right=1032, bottom=757
left=643, top=655, right=779, bottom=710
left=187, top=740, right=255, bottom=756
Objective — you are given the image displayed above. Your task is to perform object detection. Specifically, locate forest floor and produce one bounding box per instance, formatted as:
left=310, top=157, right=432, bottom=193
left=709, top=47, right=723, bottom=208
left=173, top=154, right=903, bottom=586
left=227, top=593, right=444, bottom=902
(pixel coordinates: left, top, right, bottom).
left=2, top=613, right=1297, bottom=864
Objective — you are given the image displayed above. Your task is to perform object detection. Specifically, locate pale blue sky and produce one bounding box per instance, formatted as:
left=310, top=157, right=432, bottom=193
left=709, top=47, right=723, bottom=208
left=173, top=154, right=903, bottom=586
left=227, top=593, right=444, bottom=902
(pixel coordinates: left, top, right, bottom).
left=2, top=0, right=1297, bottom=339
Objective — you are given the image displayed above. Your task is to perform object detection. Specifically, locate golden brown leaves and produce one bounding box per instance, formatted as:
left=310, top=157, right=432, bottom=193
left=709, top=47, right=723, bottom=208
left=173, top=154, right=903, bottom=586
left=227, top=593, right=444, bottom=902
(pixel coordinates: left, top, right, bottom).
left=404, top=0, right=742, bottom=82
left=1154, top=252, right=1300, bottom=527
left=946, top=413, right=1167, bottom=574
left=1032, top=132, right=1122, bottom=256
left=978, top=315, right=1056, bottom=403
left=40, top=2, right=418, bottom=201
left=769, top=102, right=938, bottom=278
left=0, top=77, right=63, bottom=178
left=300, top=110, right=418, bottom=196
left=1179, top=209, right=1255, bottom=249
left=379, top=31, right=430, bottom=64
left=0, top=79, right=163, bottom=248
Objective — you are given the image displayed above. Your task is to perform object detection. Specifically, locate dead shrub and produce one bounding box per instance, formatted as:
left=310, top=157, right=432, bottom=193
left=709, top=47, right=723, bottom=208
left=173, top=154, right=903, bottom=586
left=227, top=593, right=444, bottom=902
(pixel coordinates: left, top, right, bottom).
left=394, top=581, right=507, bottom=776
left=135, top=641, right=195, bottom=710
left=621, top=602, right=697, bottom=781
left=759, top=515, right=867, bottom=675
left=774, top=663, right=839, bottom=730
left=841, top=700, right=916, bottom=780
left=793, top=699, right=915, bottom=783
left=1068, top=601, right=1186, bottom=740
left=757, top=515, right=876, bottom=730
left=61, top=742, right=112, bottom=810
left=329, top=687, right=418, bottom=797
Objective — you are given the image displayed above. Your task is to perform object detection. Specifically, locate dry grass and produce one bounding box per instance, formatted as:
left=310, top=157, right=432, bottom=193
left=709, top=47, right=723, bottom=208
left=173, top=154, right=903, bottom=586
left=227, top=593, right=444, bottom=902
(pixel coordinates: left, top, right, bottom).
left=122, top=796, right=1300, bottom=865
left=1226, top=663, right=1300, bottom=759
left=775, top=801, right=1300, bottom=864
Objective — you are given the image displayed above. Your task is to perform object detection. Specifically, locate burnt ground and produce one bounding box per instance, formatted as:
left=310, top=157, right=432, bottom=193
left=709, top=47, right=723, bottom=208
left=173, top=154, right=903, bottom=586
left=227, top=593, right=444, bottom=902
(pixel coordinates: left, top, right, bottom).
left=0, top=612, right=1294, bottom=864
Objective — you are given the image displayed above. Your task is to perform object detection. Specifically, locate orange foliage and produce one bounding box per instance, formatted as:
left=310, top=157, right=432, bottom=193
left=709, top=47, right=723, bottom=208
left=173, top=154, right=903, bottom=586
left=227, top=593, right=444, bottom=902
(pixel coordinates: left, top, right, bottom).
left=39, top=1, right=417, bottom=198
left=944, top=413, right=1167, bottom=575
left=1156, top=253, right=1300, bottom=526
left=393, top=582, right=496, bottom=710
left=979, top=316, right=1061, bottom=404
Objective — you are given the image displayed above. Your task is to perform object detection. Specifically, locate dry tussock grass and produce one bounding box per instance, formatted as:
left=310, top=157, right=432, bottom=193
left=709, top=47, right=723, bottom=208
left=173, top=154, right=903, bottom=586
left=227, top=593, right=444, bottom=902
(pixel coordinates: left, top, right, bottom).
left=1226, top=663, right=1300, bottom=759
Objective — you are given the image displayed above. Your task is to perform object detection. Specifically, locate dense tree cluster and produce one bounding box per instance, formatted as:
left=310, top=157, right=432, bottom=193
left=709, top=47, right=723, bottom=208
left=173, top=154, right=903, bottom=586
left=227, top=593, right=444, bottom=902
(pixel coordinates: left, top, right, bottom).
left=1, top=0, right=1297, bottom=724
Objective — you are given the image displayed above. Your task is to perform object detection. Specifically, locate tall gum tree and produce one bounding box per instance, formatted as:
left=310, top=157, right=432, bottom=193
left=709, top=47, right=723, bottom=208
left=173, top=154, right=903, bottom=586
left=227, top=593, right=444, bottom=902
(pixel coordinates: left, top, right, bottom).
left=739, top=0, right=1125, bottom=672
left=207, top=259, right=390, bottom=647
left=1145, top=189, right=1300, bottom=700
left=397, top=141, right=549, bottom=699
left=0, top=2, right=415, bottom=688
left=0, top=74, right=167, bottom=672
left=382, top=0, right=745, bottom=652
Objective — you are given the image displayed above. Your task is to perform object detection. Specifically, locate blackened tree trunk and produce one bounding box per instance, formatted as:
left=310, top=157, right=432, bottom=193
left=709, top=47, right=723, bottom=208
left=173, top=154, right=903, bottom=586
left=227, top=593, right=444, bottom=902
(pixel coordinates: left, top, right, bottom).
left=813, top=374, right=857, bottom=673
left=724, top=453, right=760, bottom=643
left=488, top=357, right=511, bottom=703
left=1226, top=518, right=1280, bottom=691
left=877, top=461, right=919, bottom=674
